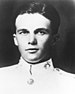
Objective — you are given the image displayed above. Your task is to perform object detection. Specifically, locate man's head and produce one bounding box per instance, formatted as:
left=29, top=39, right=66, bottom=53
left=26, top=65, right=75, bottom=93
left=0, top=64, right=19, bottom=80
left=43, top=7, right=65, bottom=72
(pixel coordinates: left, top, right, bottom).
left=13, top=1, right=60, bottom=64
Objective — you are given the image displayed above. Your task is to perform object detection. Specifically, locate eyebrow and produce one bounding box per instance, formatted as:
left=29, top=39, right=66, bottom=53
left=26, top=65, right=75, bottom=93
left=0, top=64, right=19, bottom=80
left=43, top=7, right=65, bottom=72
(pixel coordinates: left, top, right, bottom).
left=16, top=29, right=28, bottom=32
left=16, top=28, right=50, bottom=33
left=34, top=28, right=50, bottom=33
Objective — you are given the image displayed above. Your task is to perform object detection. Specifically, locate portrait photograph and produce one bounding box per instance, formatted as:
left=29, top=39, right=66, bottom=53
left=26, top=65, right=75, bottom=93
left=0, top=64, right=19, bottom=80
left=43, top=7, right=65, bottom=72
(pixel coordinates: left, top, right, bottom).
left=0, top=0, right=75, bottom=94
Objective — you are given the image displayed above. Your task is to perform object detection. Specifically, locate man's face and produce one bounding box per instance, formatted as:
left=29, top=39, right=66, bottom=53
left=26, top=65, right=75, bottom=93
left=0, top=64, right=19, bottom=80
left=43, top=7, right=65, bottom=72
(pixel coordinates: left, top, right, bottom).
left=14, top=13, right=51, bottom=64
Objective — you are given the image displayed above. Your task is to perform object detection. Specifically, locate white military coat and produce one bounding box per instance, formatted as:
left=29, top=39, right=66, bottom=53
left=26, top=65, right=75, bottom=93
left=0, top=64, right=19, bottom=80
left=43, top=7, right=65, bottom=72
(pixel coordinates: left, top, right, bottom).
left=0, top=57, right=75, bottom=94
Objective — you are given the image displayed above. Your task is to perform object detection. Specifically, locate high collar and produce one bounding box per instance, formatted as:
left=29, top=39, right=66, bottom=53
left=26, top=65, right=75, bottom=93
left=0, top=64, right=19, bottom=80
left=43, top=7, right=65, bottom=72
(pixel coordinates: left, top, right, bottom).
left=18, top=57, right=54, bottom=75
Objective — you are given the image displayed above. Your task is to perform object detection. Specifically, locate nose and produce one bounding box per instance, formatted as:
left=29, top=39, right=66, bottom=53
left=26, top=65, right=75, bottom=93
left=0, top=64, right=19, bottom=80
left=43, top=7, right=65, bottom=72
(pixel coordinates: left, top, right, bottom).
left=28, top=34, right=37, bottom=45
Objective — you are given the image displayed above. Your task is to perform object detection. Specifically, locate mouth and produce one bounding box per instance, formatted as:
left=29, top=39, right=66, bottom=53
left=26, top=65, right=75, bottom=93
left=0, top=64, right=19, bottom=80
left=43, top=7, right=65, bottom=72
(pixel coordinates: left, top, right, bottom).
left=25, top=48, right=39, bottom=53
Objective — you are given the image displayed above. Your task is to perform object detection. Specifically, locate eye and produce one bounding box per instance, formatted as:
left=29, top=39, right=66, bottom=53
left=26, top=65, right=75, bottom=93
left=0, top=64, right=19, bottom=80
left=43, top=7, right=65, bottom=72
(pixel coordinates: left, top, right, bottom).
left=17, top=29, right=29, bottom=35
left=39, top=30, right=47, bottom=35
left=35, top=29, right=48, bottom=35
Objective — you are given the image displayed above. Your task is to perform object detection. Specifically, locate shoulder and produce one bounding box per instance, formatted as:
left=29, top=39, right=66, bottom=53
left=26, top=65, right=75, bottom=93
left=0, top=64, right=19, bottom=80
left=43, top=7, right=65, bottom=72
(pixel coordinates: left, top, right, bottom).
left=0, top=64, right=18, bottom=75
left=52, top=68, right=75, bottom=92
left=48, top=58, right=75, bottom=78
left=53, top=67, right=75, bottom=86
left=54, top=67, right=75, bottom=78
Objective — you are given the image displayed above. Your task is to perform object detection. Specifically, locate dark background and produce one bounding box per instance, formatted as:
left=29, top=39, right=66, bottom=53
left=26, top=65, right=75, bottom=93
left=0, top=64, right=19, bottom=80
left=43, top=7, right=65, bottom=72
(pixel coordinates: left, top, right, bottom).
left=0, top=0, right=75, bottom=73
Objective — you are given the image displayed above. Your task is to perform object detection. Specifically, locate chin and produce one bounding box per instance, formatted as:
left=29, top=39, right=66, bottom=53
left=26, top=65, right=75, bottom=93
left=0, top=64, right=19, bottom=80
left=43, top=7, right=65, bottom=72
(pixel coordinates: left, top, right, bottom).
left=24, top=58, right=42, bottom=64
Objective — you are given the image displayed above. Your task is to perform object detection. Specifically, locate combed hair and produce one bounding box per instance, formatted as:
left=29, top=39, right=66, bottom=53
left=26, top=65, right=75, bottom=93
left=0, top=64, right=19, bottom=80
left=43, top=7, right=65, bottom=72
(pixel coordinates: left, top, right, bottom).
left=11, top=1, right=60, bottom=36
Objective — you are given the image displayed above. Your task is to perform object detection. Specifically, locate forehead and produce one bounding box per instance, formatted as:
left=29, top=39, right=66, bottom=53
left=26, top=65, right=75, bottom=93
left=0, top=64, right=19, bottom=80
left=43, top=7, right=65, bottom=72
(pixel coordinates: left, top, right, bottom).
left=15, top=13, right=51, bottom=30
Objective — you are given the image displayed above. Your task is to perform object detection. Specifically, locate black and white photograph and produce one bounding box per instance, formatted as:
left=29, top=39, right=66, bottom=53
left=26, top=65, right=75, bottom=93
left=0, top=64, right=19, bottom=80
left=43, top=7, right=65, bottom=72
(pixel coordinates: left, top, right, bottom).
left=0, top=0, right=75, bottom=94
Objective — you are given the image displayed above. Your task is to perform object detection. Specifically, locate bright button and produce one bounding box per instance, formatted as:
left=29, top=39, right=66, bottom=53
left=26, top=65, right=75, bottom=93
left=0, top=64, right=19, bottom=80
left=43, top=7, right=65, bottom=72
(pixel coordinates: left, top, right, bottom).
left=27, top=78, right=34, bottom=85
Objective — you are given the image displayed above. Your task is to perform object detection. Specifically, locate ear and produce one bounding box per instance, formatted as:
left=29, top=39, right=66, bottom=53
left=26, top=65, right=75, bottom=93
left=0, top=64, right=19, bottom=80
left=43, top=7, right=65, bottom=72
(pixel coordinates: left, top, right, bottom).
left=13, top=34, right=18, bottom=46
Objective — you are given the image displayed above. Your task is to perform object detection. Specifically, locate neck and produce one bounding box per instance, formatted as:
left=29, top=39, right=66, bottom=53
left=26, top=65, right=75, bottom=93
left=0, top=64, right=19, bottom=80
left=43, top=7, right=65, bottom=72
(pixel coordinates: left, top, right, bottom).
left=22, top=55, right=52, bottom=65
left=18, top=57, right=54, bottom=76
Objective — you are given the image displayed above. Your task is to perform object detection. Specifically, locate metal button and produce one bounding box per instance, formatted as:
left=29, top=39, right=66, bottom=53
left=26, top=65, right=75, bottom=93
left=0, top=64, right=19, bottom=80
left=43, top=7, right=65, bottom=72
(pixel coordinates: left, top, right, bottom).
left=27, top=78, right=34, bottom=85
left=56, top=68, right=60, bottom=71
left=44, top=62, right=50, bottom=69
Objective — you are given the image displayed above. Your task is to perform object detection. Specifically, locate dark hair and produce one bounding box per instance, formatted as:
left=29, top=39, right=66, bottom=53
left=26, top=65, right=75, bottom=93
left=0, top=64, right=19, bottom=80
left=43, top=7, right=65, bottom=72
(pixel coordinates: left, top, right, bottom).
left=11, top=1, right=60, bottom=36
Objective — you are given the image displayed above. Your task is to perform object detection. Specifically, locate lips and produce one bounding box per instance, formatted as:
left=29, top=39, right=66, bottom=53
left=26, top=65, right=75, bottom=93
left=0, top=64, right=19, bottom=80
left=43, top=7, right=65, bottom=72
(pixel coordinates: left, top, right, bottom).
left=25, top=48, right=39, bottom=53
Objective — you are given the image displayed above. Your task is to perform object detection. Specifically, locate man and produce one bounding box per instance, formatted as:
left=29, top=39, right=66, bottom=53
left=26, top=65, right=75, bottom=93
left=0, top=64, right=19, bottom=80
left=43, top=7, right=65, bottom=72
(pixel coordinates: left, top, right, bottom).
left=0, top=1, right=75, bottom=94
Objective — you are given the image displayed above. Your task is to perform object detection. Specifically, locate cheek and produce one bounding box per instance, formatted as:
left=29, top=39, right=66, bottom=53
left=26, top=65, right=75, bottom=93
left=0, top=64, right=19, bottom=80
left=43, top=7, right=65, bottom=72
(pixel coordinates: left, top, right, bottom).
left=15, top=38, right=28, bottom=52
left=38, top=35, right=50, bottom=48
left=16, top=36, right=28, bottom=46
